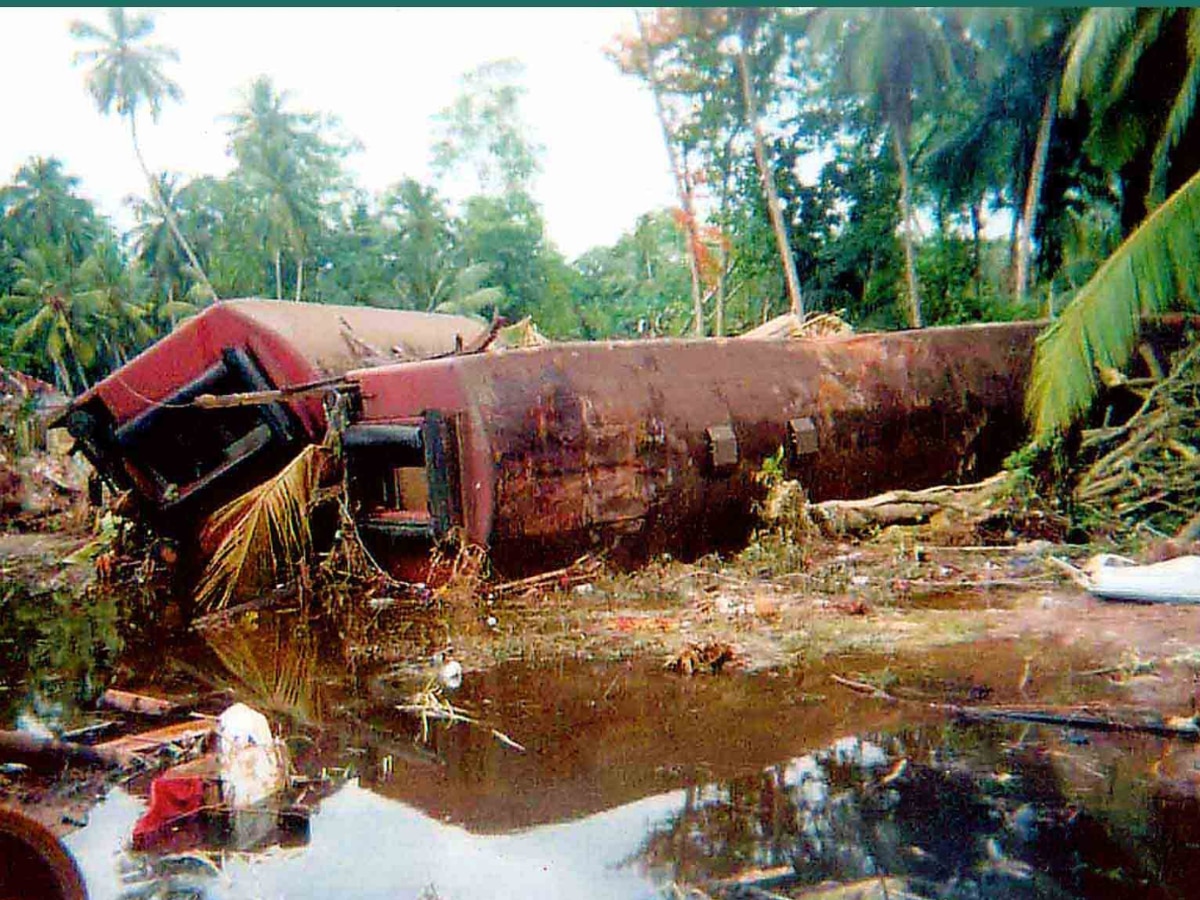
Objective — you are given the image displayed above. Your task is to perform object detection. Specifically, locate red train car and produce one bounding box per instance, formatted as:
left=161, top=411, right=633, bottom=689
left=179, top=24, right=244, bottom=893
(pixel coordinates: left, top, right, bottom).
left=59, top=299, right=484, bottom=522
left=342, top=321, right=1045, bottom=576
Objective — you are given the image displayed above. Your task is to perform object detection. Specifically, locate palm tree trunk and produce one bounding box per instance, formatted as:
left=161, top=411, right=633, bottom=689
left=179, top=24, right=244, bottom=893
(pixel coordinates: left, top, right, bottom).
left=1015, top=83, right=1058, bottom=305
left=52, top=357, right=73, bottom=397
left=275, top=249, right=282, bottom=301
left=891, top=126, right=923, bottom=328
left=634, top=10, right=706, bottom=336
left=737, top=47, right=803, bottom=319
left=971, top=201, right=983, bottom=303
left=295, top=257, right=304, bottom=302
left=130, top=114, right=217, bottom=302
left=715, top=240, right=726, bottom=337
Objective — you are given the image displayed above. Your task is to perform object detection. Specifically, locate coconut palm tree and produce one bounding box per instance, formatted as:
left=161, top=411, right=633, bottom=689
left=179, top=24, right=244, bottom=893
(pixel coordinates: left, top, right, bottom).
left=2, top=244, right=100, bottom=394
left=808, top=8, right=955, bottom=328
left=1060, top=9, right=1200, bottom=218
left=733, top=8, right=803, bottom=319
left=129, top=173, right=197, bottom=308
left=227, top=76, right=350, bottom=302
left=70, top=7, right=216, bottom=300
left=1027, top=169, right=1200, bottom=437
left=0, top=157, right=98, bottom=265
left=77, top=240, right=154, bottom=368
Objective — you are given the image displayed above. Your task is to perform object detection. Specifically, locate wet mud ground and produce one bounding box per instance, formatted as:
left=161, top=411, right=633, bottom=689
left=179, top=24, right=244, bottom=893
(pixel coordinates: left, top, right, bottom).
left=7, top=530, right=1200, bottom=898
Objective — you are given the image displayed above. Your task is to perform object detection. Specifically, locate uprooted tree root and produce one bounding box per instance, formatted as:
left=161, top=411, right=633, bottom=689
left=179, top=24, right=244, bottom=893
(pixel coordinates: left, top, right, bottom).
left=745, top=470, right=1060, bottom=554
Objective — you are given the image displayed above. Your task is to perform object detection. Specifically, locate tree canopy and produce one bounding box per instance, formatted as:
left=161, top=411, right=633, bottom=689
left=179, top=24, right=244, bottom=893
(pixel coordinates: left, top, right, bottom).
left=3, top=5, right=1198, bottom=434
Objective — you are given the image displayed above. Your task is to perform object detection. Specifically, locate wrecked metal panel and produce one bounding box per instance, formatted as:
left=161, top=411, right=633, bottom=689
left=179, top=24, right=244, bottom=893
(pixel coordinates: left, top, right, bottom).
left=59, top=300, right=483, bottom=523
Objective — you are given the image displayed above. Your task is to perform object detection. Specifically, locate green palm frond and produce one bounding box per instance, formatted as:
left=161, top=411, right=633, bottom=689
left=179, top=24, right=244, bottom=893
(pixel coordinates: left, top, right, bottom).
left=1149, top=12, right=1200, bottom=207
left=1060, top=8, right=1137, bottom=114
left=433, top=263, right=504, bottom=315
left=1110, top=10, right=1166, bottom=102
left=1027, top=167, right=1200, bottom=437
left=195, top=444, right=325, bottom=610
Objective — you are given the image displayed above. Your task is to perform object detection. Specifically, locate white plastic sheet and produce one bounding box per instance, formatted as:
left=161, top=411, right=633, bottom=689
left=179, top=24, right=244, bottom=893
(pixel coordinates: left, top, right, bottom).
left=1077, top=554, right=1200, bottom=605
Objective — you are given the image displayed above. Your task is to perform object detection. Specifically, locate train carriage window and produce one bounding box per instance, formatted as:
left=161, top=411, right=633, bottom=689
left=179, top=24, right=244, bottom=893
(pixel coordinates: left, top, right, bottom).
left=107, top=347, right=297, bottom=509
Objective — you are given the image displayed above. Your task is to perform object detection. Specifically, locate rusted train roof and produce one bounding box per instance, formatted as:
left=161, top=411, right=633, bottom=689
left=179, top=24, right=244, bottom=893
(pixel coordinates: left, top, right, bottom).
left=66, top=299, right=485, bottom=422
left=210, top=299, right=488, bottom=372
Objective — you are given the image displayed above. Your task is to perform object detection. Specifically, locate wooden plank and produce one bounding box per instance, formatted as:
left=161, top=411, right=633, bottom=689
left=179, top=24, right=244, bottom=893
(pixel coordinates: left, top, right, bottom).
left=96, top=719, right=216, bottom=763
left=100, top=689, right=177, bottom=717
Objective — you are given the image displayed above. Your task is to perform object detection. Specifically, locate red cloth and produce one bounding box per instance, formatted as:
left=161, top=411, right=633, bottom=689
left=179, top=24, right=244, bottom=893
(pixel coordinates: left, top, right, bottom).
left=131, top=775, right=206, bottom=850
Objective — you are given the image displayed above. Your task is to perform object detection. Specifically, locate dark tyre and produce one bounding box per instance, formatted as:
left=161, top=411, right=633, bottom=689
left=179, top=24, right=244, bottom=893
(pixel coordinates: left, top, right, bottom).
left=0, top=807, right=87, bottom=900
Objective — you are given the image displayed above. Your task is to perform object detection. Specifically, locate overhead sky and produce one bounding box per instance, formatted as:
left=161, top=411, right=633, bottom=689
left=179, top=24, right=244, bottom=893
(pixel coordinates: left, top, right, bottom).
left=0, top=7, right=679, bottom=259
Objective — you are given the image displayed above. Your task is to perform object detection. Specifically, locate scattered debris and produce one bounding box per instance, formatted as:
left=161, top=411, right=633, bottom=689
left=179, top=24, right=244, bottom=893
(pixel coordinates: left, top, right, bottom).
left=739, top=309, right=854, bottom=340
left=95, top=719, right=217, bottom=767
left=217, top=702, right=288, bottom=808
left=832, top=674, right=1200, bottom=740
left=665, top=642, right=735, bottom=676
left=1077, top=340, right=1200, bottom=536
left=397, top=680, right=525, bottom=752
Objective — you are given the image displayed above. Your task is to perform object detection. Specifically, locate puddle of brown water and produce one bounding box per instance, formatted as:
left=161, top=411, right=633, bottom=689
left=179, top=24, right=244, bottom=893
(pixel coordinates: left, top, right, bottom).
left=901, top=587, right=1017, bottom=611
left=10, top=593, right=1190, bottom=900
left=65, top=712, right=1198, bottom=900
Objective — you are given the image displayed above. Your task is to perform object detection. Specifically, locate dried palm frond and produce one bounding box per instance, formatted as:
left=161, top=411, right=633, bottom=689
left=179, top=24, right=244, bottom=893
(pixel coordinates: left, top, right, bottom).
left=196, top=444, right=326, bottom=610
left=201, top=615, right=320, bottom=724
left=426, top=528, right=490, bottom=605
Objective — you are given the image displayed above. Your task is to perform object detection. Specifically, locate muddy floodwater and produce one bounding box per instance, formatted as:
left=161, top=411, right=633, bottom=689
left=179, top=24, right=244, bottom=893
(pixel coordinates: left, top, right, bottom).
left=10, top=541, right=1200, bottom=899
left=19, top=646, right=1200, bottom=900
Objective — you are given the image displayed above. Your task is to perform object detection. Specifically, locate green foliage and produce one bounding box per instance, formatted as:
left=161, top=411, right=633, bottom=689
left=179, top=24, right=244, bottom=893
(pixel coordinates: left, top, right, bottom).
left=1027, top=167, right=1200, bottom=436
left=431, top=59, right=543, bottom=196
left=227, top=75, right=357, bottom=301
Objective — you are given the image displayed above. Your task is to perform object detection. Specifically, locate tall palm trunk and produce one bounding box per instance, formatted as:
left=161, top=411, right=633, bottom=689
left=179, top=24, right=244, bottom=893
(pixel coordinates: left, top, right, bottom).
left=715, top=240, right=726, bottom=337
left=295, top=257, right=304, bottom=302
left=891, top=125, right=923, bottom=328
left=737, top=47, right=803, bottom=318
left=971, top=200, right=984, bottom=303
left=634, top=10, right=706, bottom=336
left=1015, top=82, right=1058, bottom=305
left=130, top=114, right=217, bottom=301
left=274, top=249, right=283, bottom=300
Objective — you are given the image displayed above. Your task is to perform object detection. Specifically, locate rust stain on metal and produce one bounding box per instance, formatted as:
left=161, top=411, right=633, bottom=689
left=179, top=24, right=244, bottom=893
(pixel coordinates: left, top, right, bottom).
left=69, top=310, right=1197, bottom=580
left=349, top=321, right=1047, bottom=575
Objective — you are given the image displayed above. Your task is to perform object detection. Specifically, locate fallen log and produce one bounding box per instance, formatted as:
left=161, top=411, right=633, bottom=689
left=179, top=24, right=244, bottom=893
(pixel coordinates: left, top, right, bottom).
left=811, top=473, right=1008, bottom=534
left=0, top=730, right=127, bottom=770
left=100, top=689, right=177, bottom=717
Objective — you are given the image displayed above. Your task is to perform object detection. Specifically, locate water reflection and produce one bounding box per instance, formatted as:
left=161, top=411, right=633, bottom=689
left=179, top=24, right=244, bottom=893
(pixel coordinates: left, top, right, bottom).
left=66, top=718, right=1200, bottom=900
left=0, top=583, right=123, bottom=726
left=636, top=725, right=1188, bottom=899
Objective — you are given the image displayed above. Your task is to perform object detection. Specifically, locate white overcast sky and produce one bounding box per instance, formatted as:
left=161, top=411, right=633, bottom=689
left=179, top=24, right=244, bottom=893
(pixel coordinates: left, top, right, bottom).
left=0, top=7, right=679, bottom=259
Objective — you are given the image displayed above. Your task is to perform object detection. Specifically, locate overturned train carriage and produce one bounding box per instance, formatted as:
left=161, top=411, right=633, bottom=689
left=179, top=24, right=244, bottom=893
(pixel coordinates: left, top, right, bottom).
left=344, top=321, right=1045, bottom=576
left=58, top=302, right=1062, bottom=577
left=57, top=300, right=485, bottom=521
